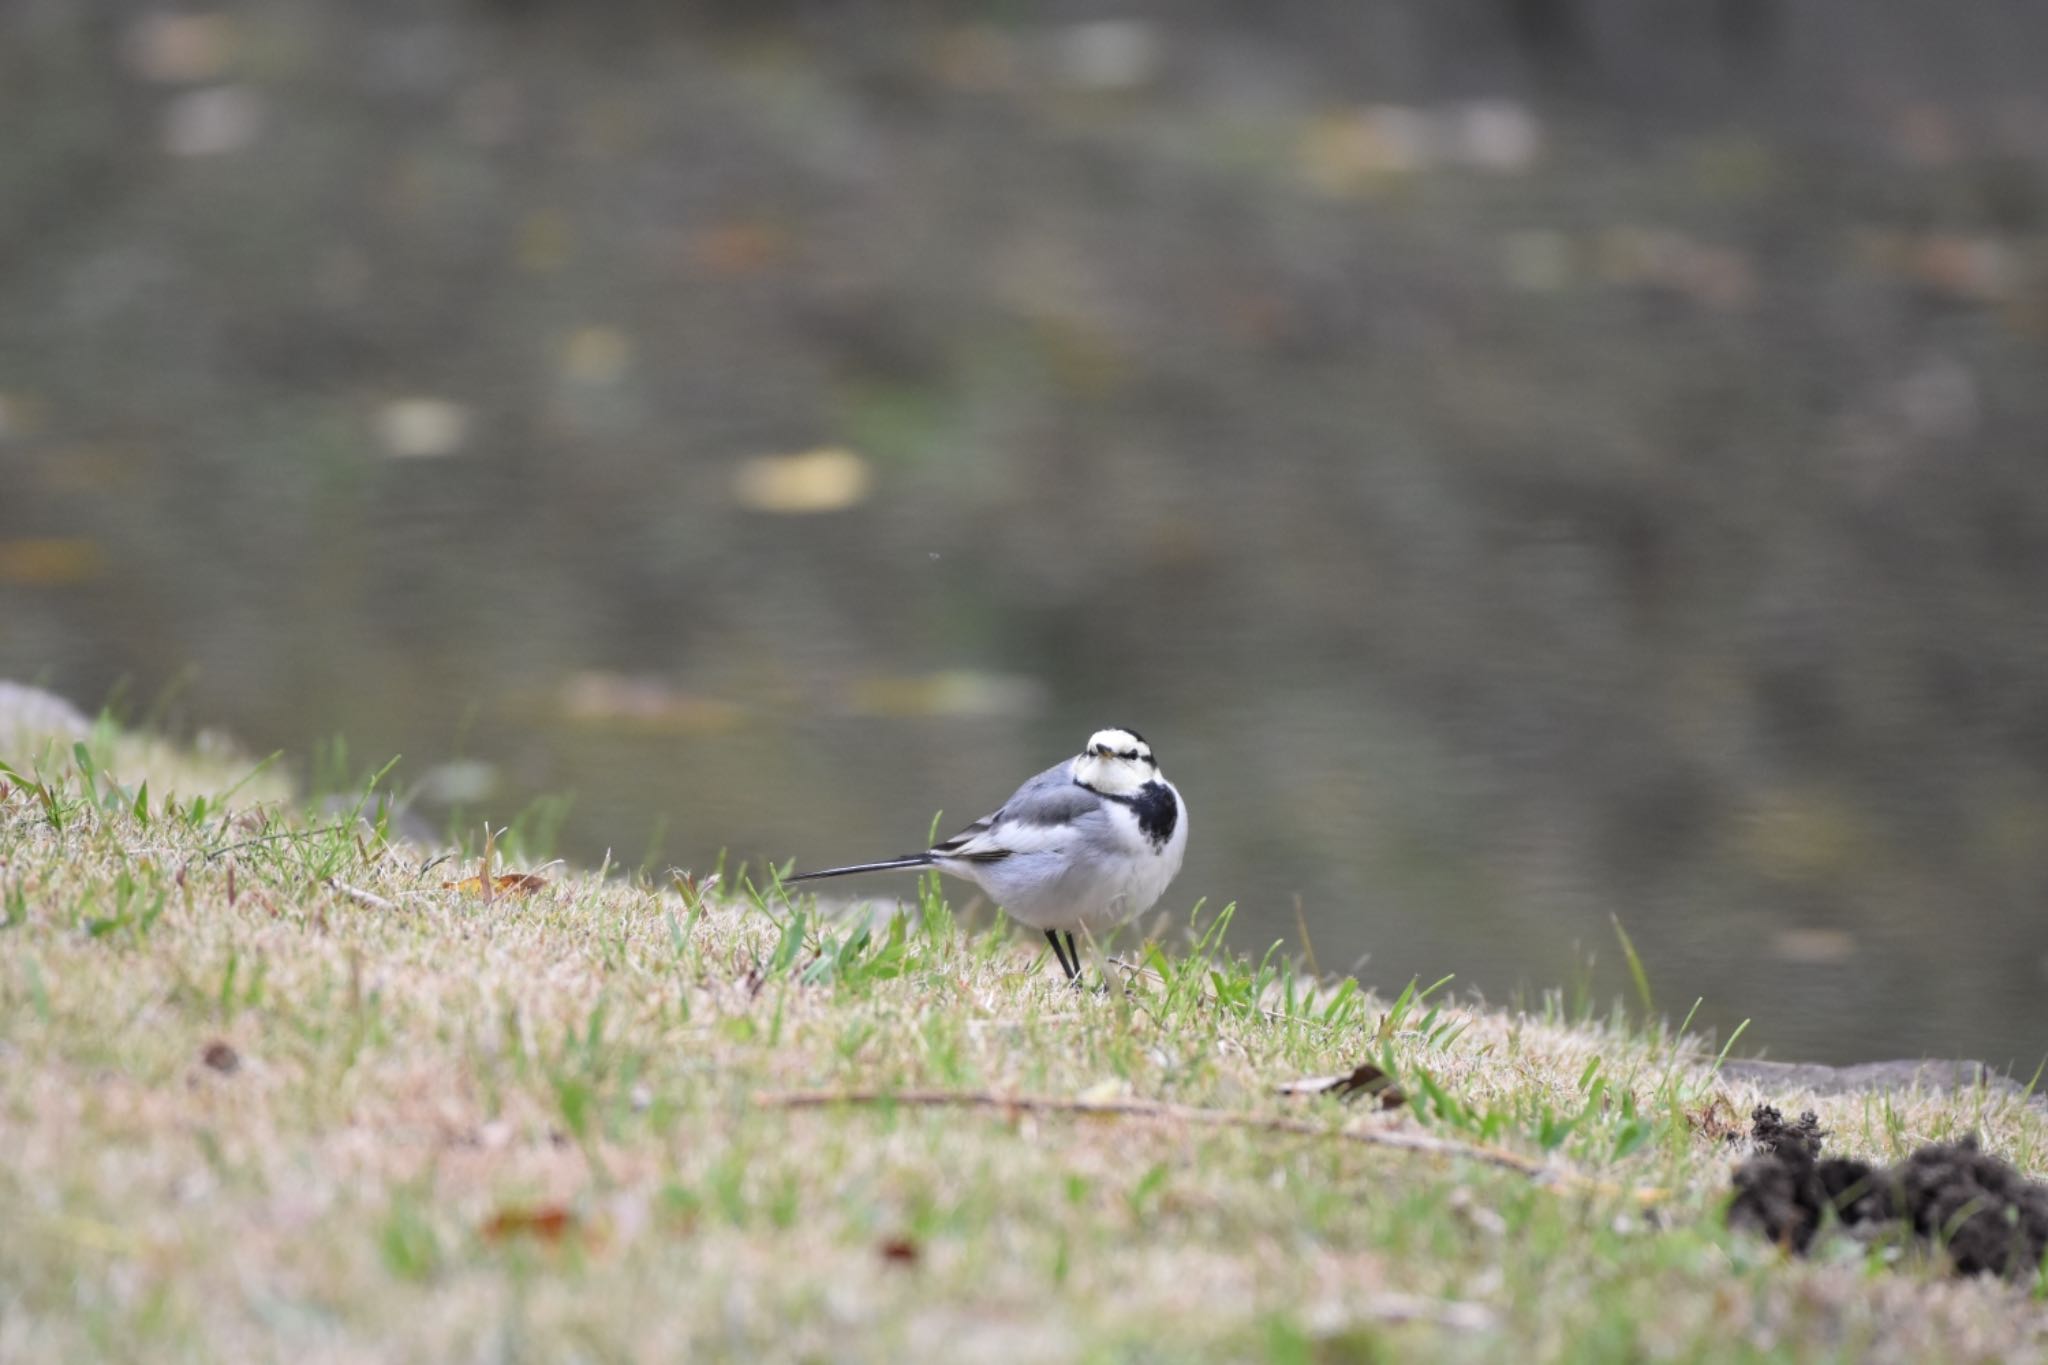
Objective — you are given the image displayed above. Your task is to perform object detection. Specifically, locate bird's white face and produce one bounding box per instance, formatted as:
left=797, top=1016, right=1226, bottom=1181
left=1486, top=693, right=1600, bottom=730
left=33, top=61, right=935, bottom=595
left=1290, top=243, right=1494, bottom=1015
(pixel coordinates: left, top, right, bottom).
left=1072, top=726, right=1158, bottom=797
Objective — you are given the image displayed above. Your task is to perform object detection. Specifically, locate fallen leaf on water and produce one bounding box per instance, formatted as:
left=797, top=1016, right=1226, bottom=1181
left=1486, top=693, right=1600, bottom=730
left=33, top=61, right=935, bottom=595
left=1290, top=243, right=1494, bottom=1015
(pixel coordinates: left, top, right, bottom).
left=562, top=325, right=632, bottom=384
left=0, top=392, right=43, bottom=441
left=559, top=672, right=744, bottom=733
left=0, top=538, right=108, bottom=585
left=481, top=1204, right=577, bottom=1244
left=442, top=872, right=549, bottom=896
left=36, top=444, right=134, bottom=495
left=1276, top=1061, right=1407, bottom=1109
left=375, top=398, right=471, bottom=459
left=730, top=446, right=872, bottom=515
left=516, top=210, right=573, bottom=273
left=1595, top=226, right=1754, bottom=311
left=1910, top=234, right=2013, bottom=303
left=846, top=670, right=1046, bottom=719
left=688, top=221, right=792, bottom=275
left=1770, top=927, right=1856, bottom=966
left=928, top=25, right=1019, bottom=93
left=124, top=13, right=237, bottom=83
left=1735, top=788, right=1870, bottom=884
left=1298, top=105, right=1433, bottom=195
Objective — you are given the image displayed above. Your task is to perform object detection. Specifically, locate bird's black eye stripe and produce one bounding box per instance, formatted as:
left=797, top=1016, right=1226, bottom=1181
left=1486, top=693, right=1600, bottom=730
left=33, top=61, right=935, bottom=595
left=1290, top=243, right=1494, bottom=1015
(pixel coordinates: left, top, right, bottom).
left=1085, top=739, right=1154, bottom=764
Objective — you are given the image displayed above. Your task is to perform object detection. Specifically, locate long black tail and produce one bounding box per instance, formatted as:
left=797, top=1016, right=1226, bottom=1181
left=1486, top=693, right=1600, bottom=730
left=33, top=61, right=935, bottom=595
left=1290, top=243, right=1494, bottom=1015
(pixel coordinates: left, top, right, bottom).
left=784, top=855, right=934, bottom=884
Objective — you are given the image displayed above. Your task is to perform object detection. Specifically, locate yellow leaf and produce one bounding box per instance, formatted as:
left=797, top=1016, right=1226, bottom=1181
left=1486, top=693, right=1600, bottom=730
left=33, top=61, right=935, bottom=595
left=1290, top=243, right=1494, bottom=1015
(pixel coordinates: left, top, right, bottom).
left=375, top=398, right=471, bottom=459
left=562, top=326, right=631, bottom=384
left=1297, top=105, right=1432, bottom=196
left=559, top=673, right=744, bottom=733
left=730, top=447, right=872, bottom=515
left=0, top=538, right=107, bottom=585
left=847, top=670, right=1044, bottom=719
left=516, top=211, right=573, bottom=273
left=1733, top=789, right=1870, bottom=884
left=481, top=1204, right=578, bottom=1244
left=441, top=873, right=549, bottom=896
left=1770, top=928, right=1856, bottom=965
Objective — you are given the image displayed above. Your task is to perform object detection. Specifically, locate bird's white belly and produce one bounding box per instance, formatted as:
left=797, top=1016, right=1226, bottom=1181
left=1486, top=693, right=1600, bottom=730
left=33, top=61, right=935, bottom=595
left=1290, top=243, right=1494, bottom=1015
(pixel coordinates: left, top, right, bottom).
left=956, top=795, right=1188, bottom=934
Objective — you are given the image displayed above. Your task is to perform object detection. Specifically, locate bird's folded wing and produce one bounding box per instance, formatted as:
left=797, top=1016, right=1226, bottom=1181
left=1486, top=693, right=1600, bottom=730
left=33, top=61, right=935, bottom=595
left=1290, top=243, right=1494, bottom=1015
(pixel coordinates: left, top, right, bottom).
left=929, top=768, right=1100, bottom=862
left=930, top=816, right=1010, bottom=862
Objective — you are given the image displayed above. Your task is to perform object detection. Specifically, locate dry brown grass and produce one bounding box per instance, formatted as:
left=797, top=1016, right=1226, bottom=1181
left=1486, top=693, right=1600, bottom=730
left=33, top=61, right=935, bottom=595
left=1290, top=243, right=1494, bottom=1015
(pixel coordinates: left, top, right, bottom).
left=2, top=729, right=2045, bottom=1362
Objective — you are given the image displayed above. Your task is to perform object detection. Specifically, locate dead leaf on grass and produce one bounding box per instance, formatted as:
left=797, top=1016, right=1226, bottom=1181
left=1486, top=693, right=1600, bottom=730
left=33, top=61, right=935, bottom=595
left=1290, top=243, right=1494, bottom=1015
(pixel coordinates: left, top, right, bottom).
left=481, top=1204, right=578, bottom=1244
left=1276, top=1061, right=1407, bottom=1109
left=877, top=1236, right=921, bottom=1266
left=442, top=872, right=550, bottom=896
left=1686, top=1093, right=1743, bottom=1142
left=671, top=869, right=720, bottom=898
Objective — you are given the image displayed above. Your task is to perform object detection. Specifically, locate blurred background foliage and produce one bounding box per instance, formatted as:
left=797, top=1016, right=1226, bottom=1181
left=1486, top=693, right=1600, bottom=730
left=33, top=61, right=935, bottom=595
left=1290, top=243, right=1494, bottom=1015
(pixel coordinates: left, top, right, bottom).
left=5, top=0, right=2048, bottom=1063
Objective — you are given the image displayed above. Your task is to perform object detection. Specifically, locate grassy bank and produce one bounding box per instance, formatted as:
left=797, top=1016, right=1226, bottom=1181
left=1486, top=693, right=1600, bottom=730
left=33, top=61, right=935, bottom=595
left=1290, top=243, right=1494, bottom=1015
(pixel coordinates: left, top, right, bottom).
left=2, top=731, right=2044, bottom=1362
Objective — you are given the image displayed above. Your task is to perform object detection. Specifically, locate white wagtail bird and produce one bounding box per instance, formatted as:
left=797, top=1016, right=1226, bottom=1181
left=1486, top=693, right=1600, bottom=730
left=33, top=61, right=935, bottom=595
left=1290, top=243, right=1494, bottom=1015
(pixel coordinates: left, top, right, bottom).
left=785, top=727, right=1188, bottom=981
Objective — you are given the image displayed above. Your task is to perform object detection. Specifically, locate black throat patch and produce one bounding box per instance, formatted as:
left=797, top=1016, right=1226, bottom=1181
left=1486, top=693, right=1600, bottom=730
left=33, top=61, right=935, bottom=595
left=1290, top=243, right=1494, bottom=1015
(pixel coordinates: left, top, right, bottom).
left=1129, top=781, right=1178, bottom=849
left=1078, top=777, right=1178, bottom=851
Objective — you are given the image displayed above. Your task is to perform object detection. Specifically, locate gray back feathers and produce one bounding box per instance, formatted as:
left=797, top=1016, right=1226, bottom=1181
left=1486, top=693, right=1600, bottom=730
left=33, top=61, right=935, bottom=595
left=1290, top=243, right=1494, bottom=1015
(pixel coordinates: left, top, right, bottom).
left=929, top=762, right=1102, bottom=859
left=989, top=764, right=1102, bottom=829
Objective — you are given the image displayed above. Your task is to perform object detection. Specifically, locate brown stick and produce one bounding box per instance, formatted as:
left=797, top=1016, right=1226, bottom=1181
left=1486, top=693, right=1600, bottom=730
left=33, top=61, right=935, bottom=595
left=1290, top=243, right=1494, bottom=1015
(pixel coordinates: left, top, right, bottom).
left=755, top=1087, right=1554, bottom=1178
left=327, top=879, right=402, bottom=914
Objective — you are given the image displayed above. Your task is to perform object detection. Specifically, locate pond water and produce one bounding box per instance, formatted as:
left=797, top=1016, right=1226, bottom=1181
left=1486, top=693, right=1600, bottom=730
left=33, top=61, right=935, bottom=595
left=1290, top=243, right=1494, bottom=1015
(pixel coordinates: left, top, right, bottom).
left=6, top=4, right=2048, bottom=1070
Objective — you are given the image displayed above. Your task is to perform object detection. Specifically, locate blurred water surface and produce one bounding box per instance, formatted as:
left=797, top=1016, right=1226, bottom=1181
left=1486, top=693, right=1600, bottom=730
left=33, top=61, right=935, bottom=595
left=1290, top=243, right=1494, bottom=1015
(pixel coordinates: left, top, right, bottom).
left=6, top=2, right=2048, bottom=1066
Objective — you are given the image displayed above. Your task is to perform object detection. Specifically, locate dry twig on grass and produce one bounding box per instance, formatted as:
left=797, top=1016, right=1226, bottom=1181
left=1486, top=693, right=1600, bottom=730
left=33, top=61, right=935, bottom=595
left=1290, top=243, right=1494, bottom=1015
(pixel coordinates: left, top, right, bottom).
left=326, top=879, right=402, bottom=914
left=755, top=1086, right=1554, bottom=1178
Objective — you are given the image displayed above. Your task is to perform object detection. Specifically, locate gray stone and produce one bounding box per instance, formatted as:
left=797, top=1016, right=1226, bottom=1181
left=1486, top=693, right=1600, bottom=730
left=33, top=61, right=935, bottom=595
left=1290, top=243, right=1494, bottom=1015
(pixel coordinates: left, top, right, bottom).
left=1719, top=1057, right=2044, bottom=1109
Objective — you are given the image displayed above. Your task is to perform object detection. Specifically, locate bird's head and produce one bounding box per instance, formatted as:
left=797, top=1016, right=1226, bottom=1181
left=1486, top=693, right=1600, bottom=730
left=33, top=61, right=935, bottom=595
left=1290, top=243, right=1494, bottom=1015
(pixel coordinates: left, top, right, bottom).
left=1073, top=726, right=1158, bottom=796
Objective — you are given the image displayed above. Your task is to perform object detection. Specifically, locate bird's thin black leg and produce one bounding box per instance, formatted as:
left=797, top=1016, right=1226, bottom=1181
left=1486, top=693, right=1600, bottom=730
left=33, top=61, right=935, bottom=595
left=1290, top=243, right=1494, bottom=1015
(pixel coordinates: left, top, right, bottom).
left=1063, top=931, right=1083, bottom=987
left=1045, top=928, right=1077, bottom=980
